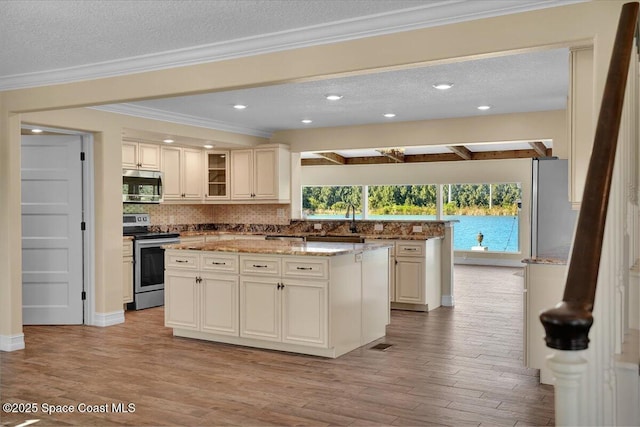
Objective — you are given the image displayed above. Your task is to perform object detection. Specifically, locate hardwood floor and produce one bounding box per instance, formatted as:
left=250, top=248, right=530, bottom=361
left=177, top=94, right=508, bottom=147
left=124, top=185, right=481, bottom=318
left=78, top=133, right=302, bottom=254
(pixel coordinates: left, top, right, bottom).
left=1, top=265, right=554, bottom=426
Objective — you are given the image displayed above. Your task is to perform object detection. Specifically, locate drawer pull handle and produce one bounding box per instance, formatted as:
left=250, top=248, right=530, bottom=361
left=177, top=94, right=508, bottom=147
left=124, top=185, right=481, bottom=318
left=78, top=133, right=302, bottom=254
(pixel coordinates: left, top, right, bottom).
left=175, top=259, right=188, bottom=263
left=296, top=267, right=313, bottom=270
left=212, top=262, right=226, bottom=265
left=253, top=264, right=268, bottom=268
left=403, top=248, right=418, bottom=251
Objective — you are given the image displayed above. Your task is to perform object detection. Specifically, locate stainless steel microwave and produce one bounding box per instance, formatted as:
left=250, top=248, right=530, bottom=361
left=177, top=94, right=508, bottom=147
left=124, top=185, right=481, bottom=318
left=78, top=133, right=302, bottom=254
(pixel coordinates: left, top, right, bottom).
left=122, top=169, right=163, bottom=203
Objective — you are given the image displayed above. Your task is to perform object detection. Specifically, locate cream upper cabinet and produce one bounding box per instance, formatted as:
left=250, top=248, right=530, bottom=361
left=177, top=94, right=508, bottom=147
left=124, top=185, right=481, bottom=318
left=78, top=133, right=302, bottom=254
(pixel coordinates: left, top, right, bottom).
left=122, top=141, right=160, bottom=170
left=230, top=145, right=290, bottom=202
left=205, top=151, right=230, bottom=200
left=161, top=146, right=204, bottom=202
left=230, top=149, right=253, bottom=199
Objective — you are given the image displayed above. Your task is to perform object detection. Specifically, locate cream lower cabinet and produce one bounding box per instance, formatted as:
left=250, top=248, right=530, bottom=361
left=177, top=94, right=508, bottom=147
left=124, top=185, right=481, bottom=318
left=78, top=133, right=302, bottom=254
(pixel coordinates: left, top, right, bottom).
left=523, top=262, right=566, bottom=384
left=122, top=240, right=134, bottom=304
left=366, top=239, right=442, bottom=312
left=394, top=240, right=441, bottom=312
left=240, top=275, right=327, bottom=346
left=240, top=255, right=328, bottom=347
left=165, top=270, right=200, bottom=330
left=165, top=252, right=239, bottom=336
left=395, top=258, right=424, bottom=304
left=201, top=272, right=239, bottom=336
left=165, top=248, right=388, bottom=358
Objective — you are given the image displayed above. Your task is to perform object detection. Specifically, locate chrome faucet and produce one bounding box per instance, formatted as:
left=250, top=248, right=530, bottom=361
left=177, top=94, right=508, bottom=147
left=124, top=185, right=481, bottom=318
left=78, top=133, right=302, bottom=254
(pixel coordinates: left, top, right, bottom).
left=345, top=203, right=358, bottom=233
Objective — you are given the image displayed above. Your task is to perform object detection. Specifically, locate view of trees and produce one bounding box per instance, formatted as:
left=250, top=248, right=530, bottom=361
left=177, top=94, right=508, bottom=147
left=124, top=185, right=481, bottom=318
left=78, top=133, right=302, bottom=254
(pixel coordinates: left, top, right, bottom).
left=443, top=184, right=521, bottom=215
left=302, top=183, right=521, bottom=216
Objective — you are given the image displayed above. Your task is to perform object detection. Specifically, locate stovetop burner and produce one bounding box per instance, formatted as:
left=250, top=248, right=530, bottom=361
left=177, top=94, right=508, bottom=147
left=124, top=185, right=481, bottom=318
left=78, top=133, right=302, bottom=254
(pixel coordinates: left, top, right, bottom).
left=126, top=231, right=180, bottom=240
left=123, top=213, right=179, bottom=240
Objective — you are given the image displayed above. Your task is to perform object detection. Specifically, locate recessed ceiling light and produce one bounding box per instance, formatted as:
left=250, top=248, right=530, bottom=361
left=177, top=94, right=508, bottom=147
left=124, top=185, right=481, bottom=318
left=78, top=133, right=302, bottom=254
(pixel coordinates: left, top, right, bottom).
left=31, top=128, right=43, bottom=133
left=301, top=119, right=313, bottom=124
left=477, top=105, right=491, bottom=111
left=233, top=104, right=247, bottom=110
left=163, top=139, right=174, bottom=143
left=325, top=94, right=343, bottom=101
left=432, top=83, right=453, bottom=90
left=203, top=144, right=214, bottom=149
left=383, top=113, right=396, bottom=118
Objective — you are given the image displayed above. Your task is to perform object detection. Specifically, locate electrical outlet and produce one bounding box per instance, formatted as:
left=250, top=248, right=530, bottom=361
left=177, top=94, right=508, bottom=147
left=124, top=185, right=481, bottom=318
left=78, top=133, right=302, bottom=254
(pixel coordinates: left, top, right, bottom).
left=314, top=223, right=322, bottom=230
left=374, top=223, right=383, bottom=231
left=412, top=225, right=422, bottom=232
left=276, top=208, right=284, bottom=218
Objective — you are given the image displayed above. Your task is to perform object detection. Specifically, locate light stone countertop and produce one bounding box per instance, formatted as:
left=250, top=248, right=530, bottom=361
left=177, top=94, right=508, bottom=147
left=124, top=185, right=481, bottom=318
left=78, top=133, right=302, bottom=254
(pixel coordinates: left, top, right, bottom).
left=178, top=230, right=442, bottom=241
left=521, top=257, right=568, bottom=265
left=164, top=239, right=393, bottom=257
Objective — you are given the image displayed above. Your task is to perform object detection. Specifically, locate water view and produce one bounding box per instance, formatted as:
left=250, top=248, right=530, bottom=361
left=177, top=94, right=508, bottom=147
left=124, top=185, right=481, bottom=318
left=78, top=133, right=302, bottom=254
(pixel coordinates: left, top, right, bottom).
left=305, top=214, right=520, bottom=252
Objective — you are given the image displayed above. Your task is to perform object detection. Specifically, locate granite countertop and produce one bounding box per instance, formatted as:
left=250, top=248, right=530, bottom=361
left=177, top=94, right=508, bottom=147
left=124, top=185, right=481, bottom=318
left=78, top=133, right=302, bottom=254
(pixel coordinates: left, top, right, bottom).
left=164, top=240, right=393, bottom=257
left=123, top=236, right=134, bottom=241
left=179, top=231, right=441, bottom=241
left=521, top=257, right=568, bottom=265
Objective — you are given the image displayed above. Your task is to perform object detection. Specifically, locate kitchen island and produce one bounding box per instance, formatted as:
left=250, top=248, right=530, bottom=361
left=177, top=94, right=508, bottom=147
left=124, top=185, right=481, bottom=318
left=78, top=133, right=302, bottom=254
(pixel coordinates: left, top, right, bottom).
left=163, top=239, right=392, bottom=358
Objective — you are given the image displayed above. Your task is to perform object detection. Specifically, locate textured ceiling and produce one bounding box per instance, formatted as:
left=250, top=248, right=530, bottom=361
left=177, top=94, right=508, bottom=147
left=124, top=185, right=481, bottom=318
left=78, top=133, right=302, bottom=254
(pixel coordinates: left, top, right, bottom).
left=3, top=0, right=579, bottom=143
left=110, top=48, right=569, bottom=136
left=0, top=0, right=431, bottom=78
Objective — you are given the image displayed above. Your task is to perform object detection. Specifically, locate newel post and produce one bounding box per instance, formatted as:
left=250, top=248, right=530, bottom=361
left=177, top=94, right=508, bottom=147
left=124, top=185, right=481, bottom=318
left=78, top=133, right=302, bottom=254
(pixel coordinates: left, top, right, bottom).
left=546, top=350, right=588, bottom=426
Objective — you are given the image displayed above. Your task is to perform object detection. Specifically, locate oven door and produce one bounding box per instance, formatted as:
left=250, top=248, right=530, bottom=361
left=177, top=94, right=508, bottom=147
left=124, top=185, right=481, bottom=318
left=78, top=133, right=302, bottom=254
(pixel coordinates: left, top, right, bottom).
left=134, top=237, right=180, bottom=293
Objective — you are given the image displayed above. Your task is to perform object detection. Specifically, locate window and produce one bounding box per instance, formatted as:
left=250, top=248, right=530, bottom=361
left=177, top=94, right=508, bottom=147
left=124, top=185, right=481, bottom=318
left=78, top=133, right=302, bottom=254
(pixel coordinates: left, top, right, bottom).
left=368, top=185, right=437, bottom=220
left=302, top=186, right=363, bottom=219
left=443, top=183, right=521, bottom=252
left=301, top=183, right=521, bottom=253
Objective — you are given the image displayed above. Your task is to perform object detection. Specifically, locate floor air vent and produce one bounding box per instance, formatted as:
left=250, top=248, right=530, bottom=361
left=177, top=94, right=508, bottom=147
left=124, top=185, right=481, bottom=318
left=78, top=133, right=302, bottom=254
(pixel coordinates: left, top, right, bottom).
left=370, top=343, right=392, bottom=351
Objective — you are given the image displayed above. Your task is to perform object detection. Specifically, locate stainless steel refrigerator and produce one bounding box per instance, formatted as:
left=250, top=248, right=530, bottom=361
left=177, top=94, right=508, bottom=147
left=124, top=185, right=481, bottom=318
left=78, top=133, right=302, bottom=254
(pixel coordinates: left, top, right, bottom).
left=531, top=158, right=578, bottom=259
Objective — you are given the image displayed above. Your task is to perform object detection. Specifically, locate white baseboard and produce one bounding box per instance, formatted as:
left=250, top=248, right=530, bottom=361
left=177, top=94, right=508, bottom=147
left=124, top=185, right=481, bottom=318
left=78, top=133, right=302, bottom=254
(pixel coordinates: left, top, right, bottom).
left=454, top=257, right=524, bottom=268
left=93, top=310, right=125, bottom=327
left=441, top=295, right=454, bottom=307
left=0, top=334, right=25, bottom=352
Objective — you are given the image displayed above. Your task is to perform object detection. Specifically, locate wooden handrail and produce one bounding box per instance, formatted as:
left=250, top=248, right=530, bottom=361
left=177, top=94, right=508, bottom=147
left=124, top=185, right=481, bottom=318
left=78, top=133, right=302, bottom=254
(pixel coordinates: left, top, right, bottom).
left=540, top=2, right=639, bottom=351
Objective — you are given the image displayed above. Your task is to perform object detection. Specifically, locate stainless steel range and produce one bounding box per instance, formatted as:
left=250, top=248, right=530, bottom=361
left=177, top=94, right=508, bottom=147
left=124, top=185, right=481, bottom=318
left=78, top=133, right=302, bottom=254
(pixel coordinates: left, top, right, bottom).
left=123, top=213, right=179, bottom=310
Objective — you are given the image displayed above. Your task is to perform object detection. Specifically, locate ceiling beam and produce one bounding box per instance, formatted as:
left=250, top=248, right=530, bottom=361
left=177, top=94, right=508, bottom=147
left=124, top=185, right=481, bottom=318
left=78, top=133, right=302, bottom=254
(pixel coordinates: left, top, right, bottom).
left=313, top=152, right=346, bottom=164
left=448, top=145, right=473, bottom=160
left=301, top=148, right=547, bottom=166
left=376, top=149, right=405, bottom=163
left=528, top=141, right=548, bottom=157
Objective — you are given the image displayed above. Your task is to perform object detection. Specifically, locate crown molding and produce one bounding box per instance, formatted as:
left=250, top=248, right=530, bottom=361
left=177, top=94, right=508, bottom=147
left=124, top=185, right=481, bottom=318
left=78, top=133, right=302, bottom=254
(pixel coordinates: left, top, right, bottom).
left=0, top=0, right=582, bottom=91
left=90, top=104, right=272, bottom=138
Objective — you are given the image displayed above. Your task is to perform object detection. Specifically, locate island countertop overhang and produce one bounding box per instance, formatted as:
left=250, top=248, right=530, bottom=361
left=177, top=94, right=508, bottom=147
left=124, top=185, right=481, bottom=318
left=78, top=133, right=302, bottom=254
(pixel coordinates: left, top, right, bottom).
left=164, top=239, right=393, bottom=257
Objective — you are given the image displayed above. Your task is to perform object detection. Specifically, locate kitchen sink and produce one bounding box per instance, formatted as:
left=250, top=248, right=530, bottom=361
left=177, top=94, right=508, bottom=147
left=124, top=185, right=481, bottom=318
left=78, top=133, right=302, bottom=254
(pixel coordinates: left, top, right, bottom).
left=305, top=235, right=365, bottom=244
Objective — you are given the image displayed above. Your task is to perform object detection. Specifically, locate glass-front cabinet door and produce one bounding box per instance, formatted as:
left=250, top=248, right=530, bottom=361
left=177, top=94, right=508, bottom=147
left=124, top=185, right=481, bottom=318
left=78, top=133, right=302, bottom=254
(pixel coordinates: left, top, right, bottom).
left=205, top=151, right=230, bottom=200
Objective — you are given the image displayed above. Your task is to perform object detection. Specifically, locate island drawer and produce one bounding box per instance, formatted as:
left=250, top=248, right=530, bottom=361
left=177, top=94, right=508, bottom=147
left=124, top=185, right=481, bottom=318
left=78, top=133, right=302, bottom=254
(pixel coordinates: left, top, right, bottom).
left=166, top=252, right=199, bottom=269
left=240, top=256, right=281, bottom=276
left=396, top=241, right=425, bottom=257
left=282, top=257, right=328, bottom=279
left=201, top=253, right=238, bottom=273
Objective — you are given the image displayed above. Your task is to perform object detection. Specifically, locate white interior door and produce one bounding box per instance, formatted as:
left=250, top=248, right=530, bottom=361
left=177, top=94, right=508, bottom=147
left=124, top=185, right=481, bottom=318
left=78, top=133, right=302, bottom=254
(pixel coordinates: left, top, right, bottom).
left=21, top=135, right=84, bottom=325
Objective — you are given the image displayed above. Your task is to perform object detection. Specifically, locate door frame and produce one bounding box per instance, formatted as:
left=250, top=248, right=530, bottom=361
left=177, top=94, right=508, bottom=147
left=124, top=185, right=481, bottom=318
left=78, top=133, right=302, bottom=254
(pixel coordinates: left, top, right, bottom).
left=21, top=125, right=96, bottom=326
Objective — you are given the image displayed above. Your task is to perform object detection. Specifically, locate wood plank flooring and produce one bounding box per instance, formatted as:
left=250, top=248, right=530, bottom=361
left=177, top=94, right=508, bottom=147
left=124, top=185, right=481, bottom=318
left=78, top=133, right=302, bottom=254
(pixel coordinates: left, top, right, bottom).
left=0, top=265, right=554, bottom=426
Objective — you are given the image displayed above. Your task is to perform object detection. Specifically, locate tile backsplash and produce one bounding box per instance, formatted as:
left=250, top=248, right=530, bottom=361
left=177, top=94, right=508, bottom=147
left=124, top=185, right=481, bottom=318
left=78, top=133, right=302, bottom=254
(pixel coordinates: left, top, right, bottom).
left=123, top=203, right=290, bottom=226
